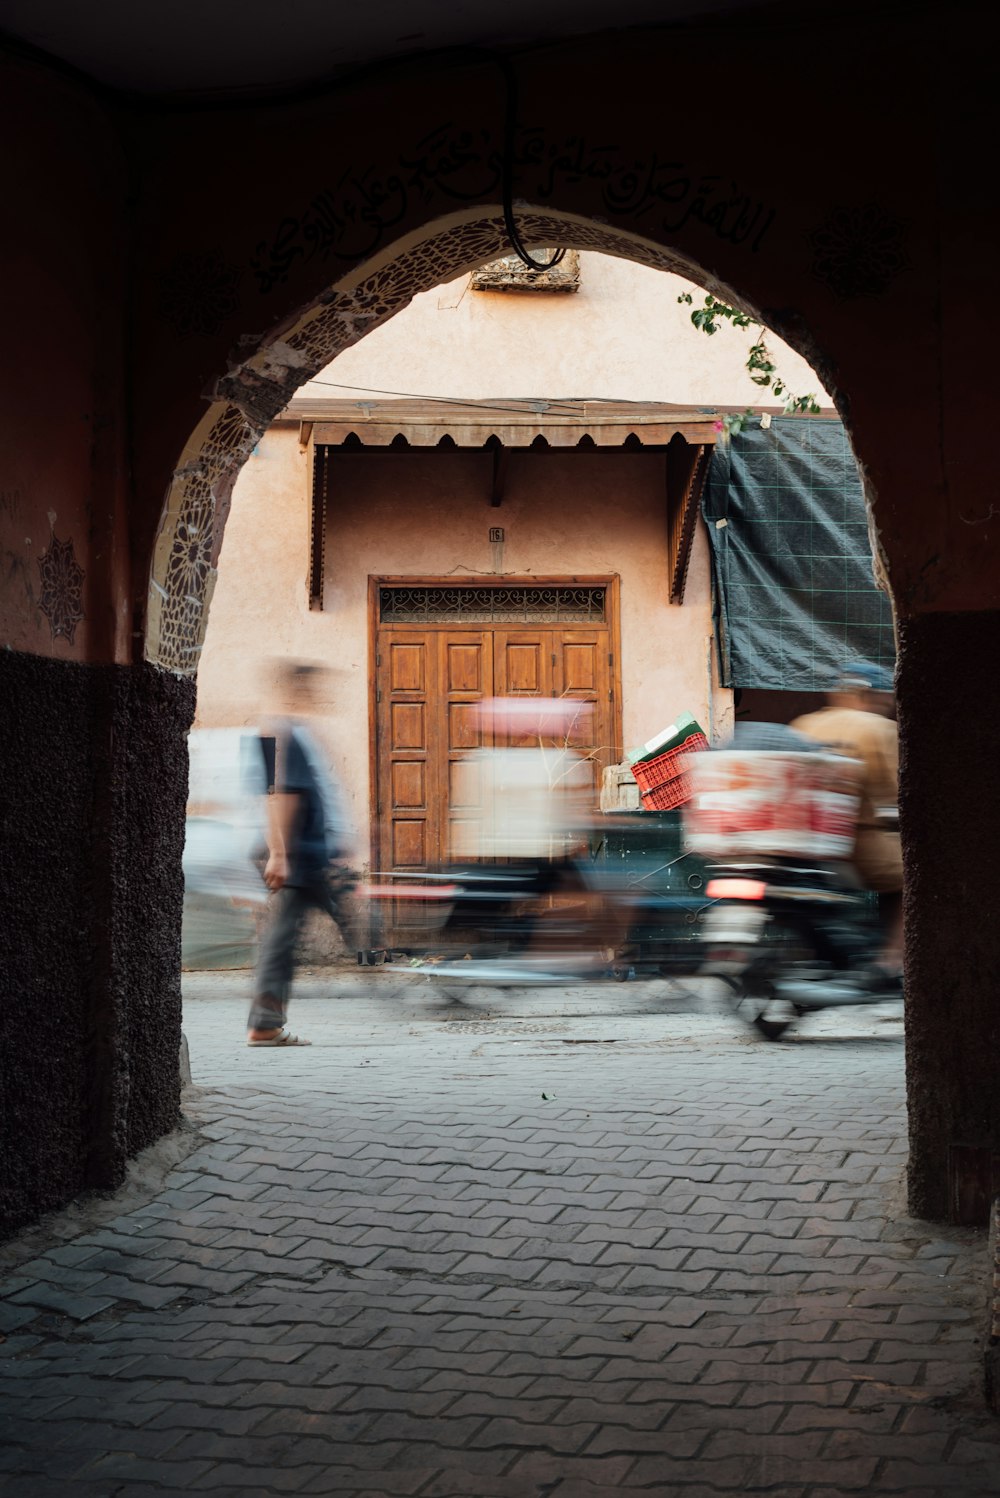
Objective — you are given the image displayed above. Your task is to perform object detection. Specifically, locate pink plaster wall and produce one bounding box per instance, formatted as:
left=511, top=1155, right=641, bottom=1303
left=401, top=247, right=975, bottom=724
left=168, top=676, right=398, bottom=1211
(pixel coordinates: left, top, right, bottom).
left=193, top=428, right=373, bottom=852
left=300, top=255, right=829, bottom=408
left=195, top=432, right=732, bottom=868
left=326, top=450, right=729, bottom=761
left=195, top=255, right=836, bottom=864
left=195, top=256, right=835, bottom=864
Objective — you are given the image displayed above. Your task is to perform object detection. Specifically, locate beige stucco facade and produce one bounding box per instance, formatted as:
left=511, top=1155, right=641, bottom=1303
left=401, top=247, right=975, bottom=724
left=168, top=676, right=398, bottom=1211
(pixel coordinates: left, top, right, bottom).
left=195, top=253, right=830, bottom=867
left=296, top=251, right=827, bottom=406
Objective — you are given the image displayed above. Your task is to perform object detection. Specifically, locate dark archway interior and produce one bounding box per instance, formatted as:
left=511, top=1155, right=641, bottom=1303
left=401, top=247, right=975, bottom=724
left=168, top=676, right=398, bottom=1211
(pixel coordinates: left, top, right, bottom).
left=1, top=5, right=998, bottom=1242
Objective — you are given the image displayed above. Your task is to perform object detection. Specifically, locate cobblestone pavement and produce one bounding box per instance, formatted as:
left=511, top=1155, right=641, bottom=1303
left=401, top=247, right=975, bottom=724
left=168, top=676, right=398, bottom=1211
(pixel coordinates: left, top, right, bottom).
left=2, top=970, right=999, bottom=1497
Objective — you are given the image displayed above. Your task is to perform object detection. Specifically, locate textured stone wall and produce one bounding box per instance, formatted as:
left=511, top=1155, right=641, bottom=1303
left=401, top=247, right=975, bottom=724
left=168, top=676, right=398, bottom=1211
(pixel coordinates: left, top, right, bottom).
left=898, top=611, right=1000, bottom=1222
left=0, top=652, right=194, bottom=1236
left=106, top=664, right=196, bottom=1167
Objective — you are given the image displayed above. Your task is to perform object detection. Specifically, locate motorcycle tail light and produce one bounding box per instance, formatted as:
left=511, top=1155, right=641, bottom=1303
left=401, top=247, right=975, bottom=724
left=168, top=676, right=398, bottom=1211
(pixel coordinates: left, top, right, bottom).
left=706, top=878, right=767, bottom=900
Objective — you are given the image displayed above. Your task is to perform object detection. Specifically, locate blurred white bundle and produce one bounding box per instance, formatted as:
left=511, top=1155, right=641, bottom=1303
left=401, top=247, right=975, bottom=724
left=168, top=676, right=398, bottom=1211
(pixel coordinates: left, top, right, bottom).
left=182, top=729, right=269, bottom=970
left=184, top=728, right=268, bottom=903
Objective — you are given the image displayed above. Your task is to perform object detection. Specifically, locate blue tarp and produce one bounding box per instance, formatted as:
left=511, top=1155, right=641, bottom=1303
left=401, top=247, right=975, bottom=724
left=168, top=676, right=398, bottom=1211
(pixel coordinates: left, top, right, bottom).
left=703, top=416, right=896, bottom=691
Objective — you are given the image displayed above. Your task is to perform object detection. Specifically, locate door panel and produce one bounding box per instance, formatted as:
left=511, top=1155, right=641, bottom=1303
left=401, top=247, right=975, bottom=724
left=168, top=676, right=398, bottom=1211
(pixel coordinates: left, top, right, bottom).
left=377, top=633, right=434, bottom=876
left=440, top=631, right=493, bottom=862
left=445, top=640, right=487, bottom=693
left=388, top=640, right=427, bottom=692
left=391, top=819, right=426, bottom=868
left=449, top=755, right=482, bottom=810
left=391, top=760, right=426, bottom=809
left=447, top=700, right=483, bottom=751
left=505, top=642, right=544, bottom=693
left=561, top=641, right=598, bottom=692
left=390, top=701, right=425, bottom=750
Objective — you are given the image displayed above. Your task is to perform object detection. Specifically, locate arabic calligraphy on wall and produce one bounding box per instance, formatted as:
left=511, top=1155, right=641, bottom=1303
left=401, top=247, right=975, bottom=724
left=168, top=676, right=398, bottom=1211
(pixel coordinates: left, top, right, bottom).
left=249, top=123, right=778, bottom=295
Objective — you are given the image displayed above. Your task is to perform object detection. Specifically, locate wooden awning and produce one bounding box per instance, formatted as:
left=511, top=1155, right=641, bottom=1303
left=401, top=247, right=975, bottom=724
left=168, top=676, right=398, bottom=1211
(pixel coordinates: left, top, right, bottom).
left=300, top=398, right=717, bottom=609
left=284, top=396, right=720, bottom=450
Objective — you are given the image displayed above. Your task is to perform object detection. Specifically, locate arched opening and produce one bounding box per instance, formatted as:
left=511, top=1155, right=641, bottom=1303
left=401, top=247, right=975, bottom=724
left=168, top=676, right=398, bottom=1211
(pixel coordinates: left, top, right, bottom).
left=169, top=222, right=903, bottom=1060
left=187, top=241, right=878, bottom=898
left=141, top=185, right=993, bottom=1238
left=146, top=210, right=857, bottom=675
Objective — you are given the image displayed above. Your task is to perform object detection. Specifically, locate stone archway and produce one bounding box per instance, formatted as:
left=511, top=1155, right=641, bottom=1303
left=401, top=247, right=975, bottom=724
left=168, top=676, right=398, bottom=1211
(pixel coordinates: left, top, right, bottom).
left=136, top=176, right=1000, bottom=1230
left=145, top=209, right=823, bottom=674
left=123, top=21, right=999, bottom=1233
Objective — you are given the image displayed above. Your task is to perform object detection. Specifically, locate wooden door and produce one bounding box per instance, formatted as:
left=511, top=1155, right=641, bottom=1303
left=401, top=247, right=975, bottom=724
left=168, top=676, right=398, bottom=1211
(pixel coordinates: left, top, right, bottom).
left=492, top=628, right=613, bottom=798
left=375, top=633, right=436, bottom=874
left=376, top=620, right=617, bottom=872
left=440, top=631, right=493, bottom=863
left=375, top=629, right=493, bottom=872
left=554, top=629, right=614, bottom=805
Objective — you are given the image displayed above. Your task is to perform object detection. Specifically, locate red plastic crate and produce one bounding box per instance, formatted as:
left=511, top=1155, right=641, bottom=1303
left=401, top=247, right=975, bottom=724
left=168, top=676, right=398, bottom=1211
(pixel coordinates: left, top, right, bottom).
left=631, top=733, right=709, bottom=811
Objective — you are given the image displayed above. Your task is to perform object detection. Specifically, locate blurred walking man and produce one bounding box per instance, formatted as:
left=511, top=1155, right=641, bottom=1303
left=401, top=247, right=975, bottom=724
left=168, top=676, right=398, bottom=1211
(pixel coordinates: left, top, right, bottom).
left=247, top=661, right=353, bottom=1047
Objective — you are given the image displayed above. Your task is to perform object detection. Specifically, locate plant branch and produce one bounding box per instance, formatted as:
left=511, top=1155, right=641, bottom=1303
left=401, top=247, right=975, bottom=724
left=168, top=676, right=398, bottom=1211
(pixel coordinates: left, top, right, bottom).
left=677, top=291, right=821, bottom=422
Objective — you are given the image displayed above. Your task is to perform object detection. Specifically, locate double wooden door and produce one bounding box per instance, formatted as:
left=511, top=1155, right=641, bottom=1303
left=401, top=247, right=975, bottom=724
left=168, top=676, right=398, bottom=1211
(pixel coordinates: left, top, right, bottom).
left=374, top=627, right=616, bottom=872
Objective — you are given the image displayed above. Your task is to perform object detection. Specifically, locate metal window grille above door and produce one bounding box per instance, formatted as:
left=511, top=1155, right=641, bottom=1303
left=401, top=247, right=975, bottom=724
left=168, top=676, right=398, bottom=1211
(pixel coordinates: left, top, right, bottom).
left=378, top=585, right=607, bottom=624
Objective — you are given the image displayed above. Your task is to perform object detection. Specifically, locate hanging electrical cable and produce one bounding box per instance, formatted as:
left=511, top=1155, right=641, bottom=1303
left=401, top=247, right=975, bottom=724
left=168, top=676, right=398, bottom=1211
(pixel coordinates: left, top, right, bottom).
left=500, top=57, right=566, bottom=274
left=306, top=378, right=604, bottom=416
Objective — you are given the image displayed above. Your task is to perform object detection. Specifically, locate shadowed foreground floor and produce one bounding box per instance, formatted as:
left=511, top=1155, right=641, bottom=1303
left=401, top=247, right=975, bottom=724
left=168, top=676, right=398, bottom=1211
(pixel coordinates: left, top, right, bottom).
left=1, top=973, right=998, bottom=1496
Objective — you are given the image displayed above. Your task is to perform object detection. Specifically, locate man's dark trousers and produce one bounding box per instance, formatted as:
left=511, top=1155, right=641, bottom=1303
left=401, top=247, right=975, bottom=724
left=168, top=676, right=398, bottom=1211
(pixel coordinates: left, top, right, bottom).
left=248, top=872, right=352, bottom=1032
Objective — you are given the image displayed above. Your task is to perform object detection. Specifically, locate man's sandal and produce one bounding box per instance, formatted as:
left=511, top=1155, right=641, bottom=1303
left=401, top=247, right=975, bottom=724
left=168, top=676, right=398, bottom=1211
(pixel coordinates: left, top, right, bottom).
left=246, top=1029, right=312, bottom=1047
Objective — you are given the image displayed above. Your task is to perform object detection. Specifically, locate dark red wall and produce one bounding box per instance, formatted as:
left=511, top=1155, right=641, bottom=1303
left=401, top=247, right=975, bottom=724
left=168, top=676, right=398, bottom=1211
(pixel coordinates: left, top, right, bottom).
left=1, top=5, right=998, bottom=1229
left=0, top=56, right=130, bottom=664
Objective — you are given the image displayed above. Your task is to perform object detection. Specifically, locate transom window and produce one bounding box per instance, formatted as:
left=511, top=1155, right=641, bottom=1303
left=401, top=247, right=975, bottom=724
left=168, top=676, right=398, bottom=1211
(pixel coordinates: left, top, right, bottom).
left=378, top=584, right=606, bottom=624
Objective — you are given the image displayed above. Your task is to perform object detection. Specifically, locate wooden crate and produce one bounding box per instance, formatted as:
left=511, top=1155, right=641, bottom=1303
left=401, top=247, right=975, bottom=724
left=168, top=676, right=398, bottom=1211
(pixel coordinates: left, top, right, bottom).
left=600, top=761, right=641, bottom=813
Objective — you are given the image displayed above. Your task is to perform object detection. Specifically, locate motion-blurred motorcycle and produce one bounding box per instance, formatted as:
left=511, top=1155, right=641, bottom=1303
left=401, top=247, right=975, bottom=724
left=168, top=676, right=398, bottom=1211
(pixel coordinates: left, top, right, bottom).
left=684, top=742, right=902, bottom=1039
left=362, top=860, right=593, bottom=974
left=363, top=696, right=713, bottom=990
left=361, top=835, right=710, bottom=988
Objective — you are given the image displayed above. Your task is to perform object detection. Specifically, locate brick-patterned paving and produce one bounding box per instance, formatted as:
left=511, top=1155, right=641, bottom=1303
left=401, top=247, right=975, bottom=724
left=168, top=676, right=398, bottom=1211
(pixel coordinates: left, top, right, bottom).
left=1, top=973, right=998, bottom=1496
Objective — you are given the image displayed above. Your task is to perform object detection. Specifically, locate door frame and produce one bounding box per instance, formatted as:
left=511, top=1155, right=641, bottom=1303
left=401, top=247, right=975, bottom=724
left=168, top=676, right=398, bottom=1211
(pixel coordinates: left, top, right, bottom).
left=368, top=574, right=623, bottom=873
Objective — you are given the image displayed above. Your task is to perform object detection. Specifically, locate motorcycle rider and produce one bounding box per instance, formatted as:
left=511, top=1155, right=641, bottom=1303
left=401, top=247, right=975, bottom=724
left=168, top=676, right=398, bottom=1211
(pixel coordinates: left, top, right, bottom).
left=791, top=662, right=902, bottom=981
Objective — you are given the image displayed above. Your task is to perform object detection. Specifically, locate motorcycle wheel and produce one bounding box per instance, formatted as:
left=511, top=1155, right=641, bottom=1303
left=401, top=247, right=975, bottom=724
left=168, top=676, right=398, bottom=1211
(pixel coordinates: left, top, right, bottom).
left=718, top=918, right=817, bottom=1041
left=711, top=973, right=791, bottom=1040
left=752, top=1010, right=793, bottom=1042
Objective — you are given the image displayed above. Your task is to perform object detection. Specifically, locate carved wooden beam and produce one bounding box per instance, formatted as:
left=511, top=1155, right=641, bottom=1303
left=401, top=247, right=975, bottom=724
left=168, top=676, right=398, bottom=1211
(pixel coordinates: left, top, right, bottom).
left=665, top=435, right=711, bottom=605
